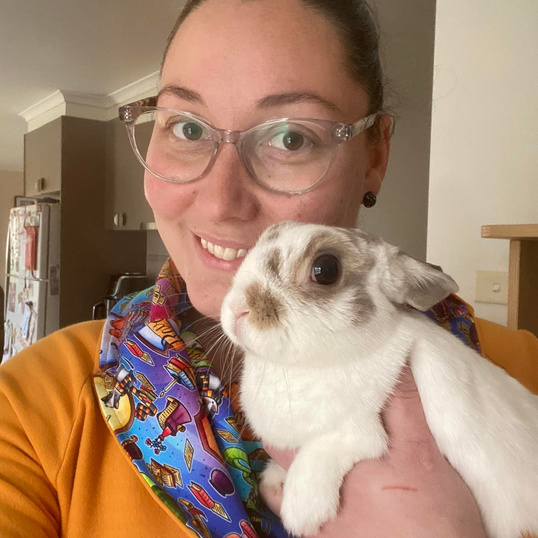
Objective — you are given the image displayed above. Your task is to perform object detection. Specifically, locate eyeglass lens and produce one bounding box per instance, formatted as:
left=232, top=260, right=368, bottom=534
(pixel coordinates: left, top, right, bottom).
left=133, top=110, right=337, bottom=192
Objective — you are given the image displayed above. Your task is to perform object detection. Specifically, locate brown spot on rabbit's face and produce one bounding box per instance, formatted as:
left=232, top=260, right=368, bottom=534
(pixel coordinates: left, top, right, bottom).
left=290, top=231, right=336, bottom=283
left=301, top=232, right=336, bottom=264
left=349, top=286, right=376, bottom=325
left=245, top=281, right=284, bottom=330
left=265, top=249, right=282, bottom=281
left=263, top=223, right=286, bottom=243
left=286, top=228, right=377, bottom=325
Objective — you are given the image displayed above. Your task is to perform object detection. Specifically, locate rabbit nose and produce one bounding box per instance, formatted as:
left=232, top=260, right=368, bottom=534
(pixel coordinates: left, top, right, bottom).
left=227, top=297, right=249, bottom=340
left=229, top=295, right=250, bottom=320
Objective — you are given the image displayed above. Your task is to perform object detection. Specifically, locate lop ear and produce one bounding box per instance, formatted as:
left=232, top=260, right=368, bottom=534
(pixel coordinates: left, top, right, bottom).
left=380, top=248, right=459, bottom=311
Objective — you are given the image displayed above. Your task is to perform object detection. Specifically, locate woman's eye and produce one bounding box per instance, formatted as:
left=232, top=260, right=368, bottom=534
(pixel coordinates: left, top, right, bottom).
left=170, top=120, right=209, bottom=141
left=311, top=254, right=340, bottom=285
left=275, top=130, right=307, bottom=150
left=266, top=126, right=317, bottom=151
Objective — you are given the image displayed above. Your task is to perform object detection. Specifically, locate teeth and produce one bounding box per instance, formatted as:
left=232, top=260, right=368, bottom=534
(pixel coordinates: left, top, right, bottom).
left=222, top=248, right=236, bottom=261
left=200, top=238, right=248, bottom=261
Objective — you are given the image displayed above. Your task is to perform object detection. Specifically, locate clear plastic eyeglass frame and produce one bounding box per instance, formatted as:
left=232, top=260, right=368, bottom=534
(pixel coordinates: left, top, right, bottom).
left=119, top=96, right=381, bottom=195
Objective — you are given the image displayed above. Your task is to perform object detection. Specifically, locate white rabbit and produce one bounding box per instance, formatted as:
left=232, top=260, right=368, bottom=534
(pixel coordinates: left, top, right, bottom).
left=220, top=221, right=538, bottom=538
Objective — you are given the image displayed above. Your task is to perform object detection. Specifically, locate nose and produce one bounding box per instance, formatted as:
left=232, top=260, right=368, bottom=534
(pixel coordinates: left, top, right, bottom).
left=196, top=140, right=259, bottom=223
left=227, top=295, right=250, bottom=340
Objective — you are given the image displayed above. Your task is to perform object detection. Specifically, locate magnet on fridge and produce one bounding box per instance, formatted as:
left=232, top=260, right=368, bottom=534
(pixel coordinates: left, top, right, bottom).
left=24, top=225, right=38, bottom=271
left=20, top=302, right=33, bottom=340
left=26, top=281, right=34, bottom=300
left=7, top=283, right=16, bottom=313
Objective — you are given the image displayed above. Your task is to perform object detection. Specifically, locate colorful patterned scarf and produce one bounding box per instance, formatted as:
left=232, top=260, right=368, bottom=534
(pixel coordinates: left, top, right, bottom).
left=94, top=260, right=481, bottom=538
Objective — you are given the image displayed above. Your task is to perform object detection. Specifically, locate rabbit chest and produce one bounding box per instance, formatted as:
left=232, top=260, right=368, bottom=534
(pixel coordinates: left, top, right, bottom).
left=239, top=351, right=405, bottom=449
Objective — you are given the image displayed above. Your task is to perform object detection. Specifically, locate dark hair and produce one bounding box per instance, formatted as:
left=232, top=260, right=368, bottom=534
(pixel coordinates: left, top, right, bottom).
left=161, top=0, right=387, bottom=131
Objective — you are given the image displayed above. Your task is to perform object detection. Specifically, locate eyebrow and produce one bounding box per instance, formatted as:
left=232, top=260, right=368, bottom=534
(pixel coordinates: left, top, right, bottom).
left=158, top=84, right=343, bottom=115
left=158, top=84, right=205, bottom=105
left=257, top=91, right=343, bottom=115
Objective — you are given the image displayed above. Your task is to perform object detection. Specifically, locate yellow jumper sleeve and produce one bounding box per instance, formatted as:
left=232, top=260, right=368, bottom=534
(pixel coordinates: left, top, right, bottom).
left=0, top=321, right=195, bottom=538
left=476, top=318, right=538, bottom=394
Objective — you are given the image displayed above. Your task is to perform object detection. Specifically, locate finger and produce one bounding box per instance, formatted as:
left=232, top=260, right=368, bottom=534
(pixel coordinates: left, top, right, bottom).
left=390, top=363, right=420, bottom=398
left=382, top=363, right=437, bottom=446
left=259, top=478, right=283, bottom=515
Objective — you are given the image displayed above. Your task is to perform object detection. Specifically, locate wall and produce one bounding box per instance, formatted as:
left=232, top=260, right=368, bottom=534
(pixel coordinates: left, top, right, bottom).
left=359, top=0, right=436, bottom=261
left=0, top=169, right=24, bottom=282
left=428, top=0, right=538, bottom=325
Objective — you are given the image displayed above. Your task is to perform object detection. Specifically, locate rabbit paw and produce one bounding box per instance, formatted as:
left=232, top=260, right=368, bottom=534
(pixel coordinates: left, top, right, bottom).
left=260, top=459, right=287, bottom=501
left=280, top=463, right=340, bottom=537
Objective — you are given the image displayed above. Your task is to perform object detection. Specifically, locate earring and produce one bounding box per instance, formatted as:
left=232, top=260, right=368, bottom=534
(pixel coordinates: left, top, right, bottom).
left=362, top=191, right=377, bottom=208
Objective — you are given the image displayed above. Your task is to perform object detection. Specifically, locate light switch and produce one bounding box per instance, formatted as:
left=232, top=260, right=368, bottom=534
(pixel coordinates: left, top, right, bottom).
left=475, top=271, right=508, bottom=304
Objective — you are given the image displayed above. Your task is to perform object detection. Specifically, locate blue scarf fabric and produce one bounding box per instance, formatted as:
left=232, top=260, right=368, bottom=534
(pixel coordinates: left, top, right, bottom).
left=94, top=260, right=481, bottom=538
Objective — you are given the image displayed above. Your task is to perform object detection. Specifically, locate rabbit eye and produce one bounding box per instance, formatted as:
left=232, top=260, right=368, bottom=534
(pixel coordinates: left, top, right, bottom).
left=311, top=254, right=340, bottom=285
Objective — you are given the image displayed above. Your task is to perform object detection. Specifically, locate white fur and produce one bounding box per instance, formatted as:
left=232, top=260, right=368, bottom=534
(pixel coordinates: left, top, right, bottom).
left=221, top=222, right=538, bottom=538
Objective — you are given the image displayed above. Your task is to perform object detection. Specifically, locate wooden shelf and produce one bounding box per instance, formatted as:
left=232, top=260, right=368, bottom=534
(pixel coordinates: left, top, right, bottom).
left=481, top=224, right=538, bottom=240
left=482, top=224, right=538, bottom=337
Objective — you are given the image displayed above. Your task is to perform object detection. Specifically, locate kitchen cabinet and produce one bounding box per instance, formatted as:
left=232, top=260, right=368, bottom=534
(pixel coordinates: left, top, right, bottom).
left=23, top=115, right=148, bottom=327
left=105, top=118, right=154, bottom=230
left=24, top=118, right=62, bottom=196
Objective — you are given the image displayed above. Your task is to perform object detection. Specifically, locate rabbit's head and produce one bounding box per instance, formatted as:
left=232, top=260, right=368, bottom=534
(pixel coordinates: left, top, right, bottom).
left=221, top=222, right=458, bottom=367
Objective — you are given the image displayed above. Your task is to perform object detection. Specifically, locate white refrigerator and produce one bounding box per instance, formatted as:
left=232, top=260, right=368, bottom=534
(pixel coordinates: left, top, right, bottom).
left=2, top=203, right=60, bottom=361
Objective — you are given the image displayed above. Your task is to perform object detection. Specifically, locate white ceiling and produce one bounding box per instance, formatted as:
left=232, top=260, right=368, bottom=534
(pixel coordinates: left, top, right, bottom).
left=0, top=0, right=186, bottom=171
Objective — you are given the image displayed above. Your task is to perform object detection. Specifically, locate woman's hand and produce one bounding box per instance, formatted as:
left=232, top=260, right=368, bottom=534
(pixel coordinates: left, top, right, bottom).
left=262, top=364, right=488, bottom=537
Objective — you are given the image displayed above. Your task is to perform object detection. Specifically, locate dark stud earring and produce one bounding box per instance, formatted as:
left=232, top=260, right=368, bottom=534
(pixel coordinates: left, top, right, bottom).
left=362, top=191, right=377, bottom=208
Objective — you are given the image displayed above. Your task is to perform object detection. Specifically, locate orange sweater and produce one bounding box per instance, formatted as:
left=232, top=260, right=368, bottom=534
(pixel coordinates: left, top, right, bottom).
left=0, top=319, right=536, bottom=537
left=0, top=321, right=196, bottom=538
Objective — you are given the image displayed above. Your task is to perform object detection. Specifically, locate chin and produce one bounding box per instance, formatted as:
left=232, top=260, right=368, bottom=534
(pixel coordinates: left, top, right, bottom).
left=184, top=276, right=230, bottom=321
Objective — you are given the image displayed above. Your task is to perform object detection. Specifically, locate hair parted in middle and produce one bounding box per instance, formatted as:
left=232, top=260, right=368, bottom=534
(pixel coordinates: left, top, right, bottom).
left=160, top=0, right=387, bottom=119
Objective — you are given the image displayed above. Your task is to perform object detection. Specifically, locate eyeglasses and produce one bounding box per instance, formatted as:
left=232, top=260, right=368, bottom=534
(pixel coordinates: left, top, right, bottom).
left=119, top=96, right=380, bottom=195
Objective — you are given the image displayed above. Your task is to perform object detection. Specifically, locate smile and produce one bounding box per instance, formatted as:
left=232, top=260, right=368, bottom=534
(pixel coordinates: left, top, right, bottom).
left=200, top=238, right=249, bottom=261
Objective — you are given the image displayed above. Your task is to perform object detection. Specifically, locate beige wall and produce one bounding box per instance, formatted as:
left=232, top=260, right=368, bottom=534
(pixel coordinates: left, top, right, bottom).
left=428, top=0, right=538, bottom=325
left=359, top=0, right=436, bottom=261
left=0, top=170, right=24, bottom=284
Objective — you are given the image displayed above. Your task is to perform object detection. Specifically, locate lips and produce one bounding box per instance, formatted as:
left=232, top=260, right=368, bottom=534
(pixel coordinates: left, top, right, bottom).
left=200, top=237, right=249, bottom=261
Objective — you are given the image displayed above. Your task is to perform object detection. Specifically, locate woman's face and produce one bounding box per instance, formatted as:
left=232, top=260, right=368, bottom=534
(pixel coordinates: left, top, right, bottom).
left=146, top=0, right=390, bottom=319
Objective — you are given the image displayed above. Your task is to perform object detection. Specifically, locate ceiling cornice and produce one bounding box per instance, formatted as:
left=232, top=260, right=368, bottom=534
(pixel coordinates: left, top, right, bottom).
left=18, top=71, right=159, bottom=131
left=108, top=71, right=160, bottom=107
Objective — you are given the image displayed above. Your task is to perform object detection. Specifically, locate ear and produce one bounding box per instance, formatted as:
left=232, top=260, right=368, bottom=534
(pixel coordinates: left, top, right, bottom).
left=380, top=247, right=459, bottom=311
left=364, top=114, right=394, bottom=193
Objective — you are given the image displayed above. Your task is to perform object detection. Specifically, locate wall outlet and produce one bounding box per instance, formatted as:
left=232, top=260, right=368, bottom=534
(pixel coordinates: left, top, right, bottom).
left=475, top=271, right=509, bottom=304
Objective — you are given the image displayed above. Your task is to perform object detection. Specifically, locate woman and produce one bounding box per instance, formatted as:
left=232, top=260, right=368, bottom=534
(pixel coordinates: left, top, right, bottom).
left=0, top=0, right=536, bottom=537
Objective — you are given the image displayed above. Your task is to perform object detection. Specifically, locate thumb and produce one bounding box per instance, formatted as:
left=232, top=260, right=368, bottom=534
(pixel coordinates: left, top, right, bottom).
left=382, top=362, right=434, bottom=445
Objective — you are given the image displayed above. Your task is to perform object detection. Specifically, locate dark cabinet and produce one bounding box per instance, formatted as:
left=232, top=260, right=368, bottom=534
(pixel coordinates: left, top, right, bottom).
left=105, top=118, right=154, bottom=230
left=24, top=119, right=62, bottom=196
left=22, top=116, right=148, bottom=327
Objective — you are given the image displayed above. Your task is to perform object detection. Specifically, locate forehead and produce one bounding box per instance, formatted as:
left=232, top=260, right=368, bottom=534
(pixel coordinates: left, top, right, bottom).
left=161, top=0, right=369, bottom=124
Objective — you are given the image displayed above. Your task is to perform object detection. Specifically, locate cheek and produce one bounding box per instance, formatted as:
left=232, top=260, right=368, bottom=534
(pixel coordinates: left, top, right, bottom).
left=269, top=151, right=366, bottom=226
left=144, top=173, right=195, bottom=221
